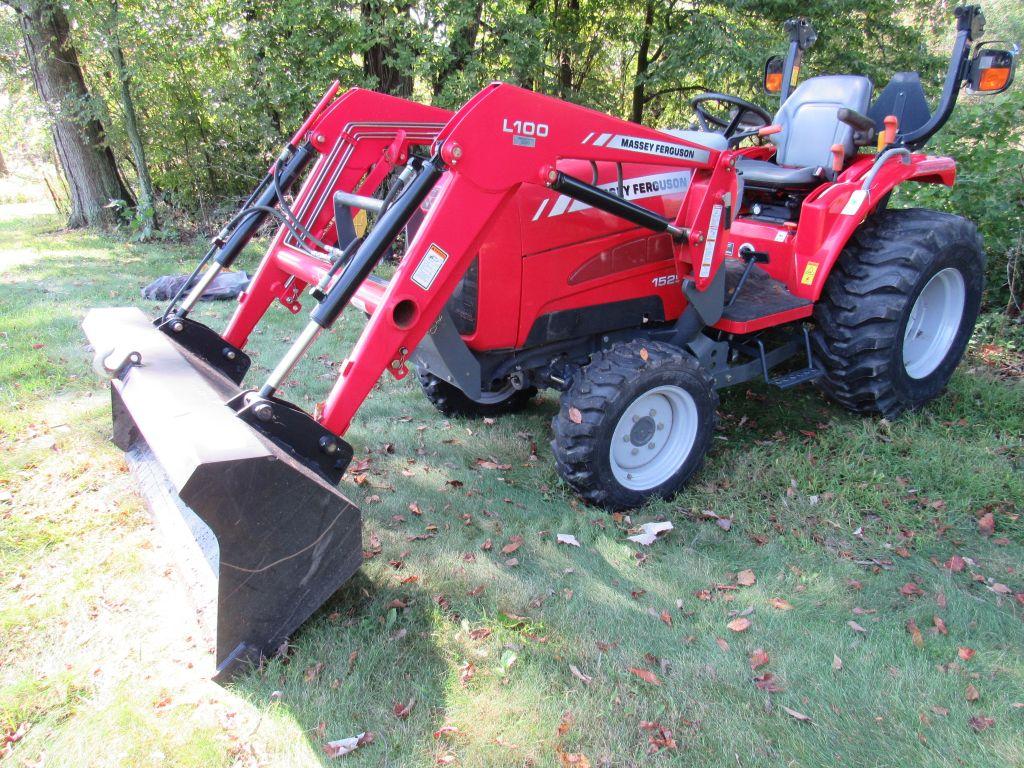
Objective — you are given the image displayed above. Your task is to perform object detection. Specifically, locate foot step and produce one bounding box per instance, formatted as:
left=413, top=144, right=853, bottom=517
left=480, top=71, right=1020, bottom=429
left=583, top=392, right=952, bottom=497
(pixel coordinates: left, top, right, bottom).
left=770, top=368, right=823, bottom=390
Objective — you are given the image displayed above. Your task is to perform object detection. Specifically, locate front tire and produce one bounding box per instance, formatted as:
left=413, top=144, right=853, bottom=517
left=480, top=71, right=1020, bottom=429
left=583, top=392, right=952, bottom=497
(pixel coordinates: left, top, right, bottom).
left=417, top=371, right=537, bottom=418
left=551, top=341, right=717, bottom=510
left=813, top=208, right=984, bottom=417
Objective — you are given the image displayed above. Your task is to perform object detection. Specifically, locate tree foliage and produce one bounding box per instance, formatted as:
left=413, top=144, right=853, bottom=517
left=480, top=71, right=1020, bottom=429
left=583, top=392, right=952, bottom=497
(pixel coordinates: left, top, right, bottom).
left=0, top=0, right=1020, bottom=298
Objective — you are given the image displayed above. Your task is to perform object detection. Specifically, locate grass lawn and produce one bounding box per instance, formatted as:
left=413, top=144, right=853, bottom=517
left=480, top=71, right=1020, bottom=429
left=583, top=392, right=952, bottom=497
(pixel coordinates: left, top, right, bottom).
left=1, top=197, right=1022, bottom=767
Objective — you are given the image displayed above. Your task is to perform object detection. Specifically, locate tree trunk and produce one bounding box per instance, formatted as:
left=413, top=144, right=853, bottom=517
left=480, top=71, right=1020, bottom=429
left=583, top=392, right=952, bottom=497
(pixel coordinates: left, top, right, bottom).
left=557, top=0, right=579, bottom=98
left=106, top=0, right=156, bottom=230
left=13, top=0, right=134, bottom=227
left=631, top=0, right=655, bottom=124
left=432, top=0, right=483, bottom=99
left=361, top=0, right=413, bottom=97
left=0, top=146, right=9, bottom=176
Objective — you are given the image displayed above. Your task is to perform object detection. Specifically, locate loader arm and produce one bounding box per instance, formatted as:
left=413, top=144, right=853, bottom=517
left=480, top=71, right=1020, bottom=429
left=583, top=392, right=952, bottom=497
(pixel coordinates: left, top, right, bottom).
left=295, top=83, right=741, bottom=435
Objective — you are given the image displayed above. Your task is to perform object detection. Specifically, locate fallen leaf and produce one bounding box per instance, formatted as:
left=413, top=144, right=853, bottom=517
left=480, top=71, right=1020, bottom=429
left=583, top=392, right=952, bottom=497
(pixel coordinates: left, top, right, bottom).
left=737, top=569, right=757, bottom=587
left=933, top=615, right=948, bottom=635
left=958, top=646, right=976, bottom=661
left=475, top=458, right=511, bottom=470
left=501, top=535, right=524, bottom=555
left=978, top=512, right=995, bottom=537
left=393, top=699, right=416, bottom=719
left=991, top=583, right=1011, bottom=595
left=945, top=554, right=966, bottom=573
left=323, top=732, right=374, bottom=758
left=968, top=715, right=994, bottom=732
left=659, top=610, right=672, bottom=627
left=481, top=538, right=493, bottom=551
left=906, top=619, right=924, bottom=648
left=781, top=705, right=811, bottom=723
left=469, top=627, right=492, bottom=641
left=556, top=533, right=581, bottom=547
left=715, top=637, right=730, bottom=652
left=900, top=582, right=925, bottom=598
left=569, top=664, right=592, bottom=684
left=769, top=597, right=793, bottom=611
left=639, top=347, right=649, bottom=361
left=832, top=655, right=843, bottom=671
left=556, top=748, right=591, bottom=767
left=568, top=407, right=583, bottom=424
left=966, top=684, right=980, bottom=702
left=847, top=620, right=867, bottom=634
left=628, top=667, right=661, bottom=685
left=467, top=585, right=485, bottom=597
left=727, top=617, right=751, bottom=633
left=458, top=661, right=475, bottom=686
left=557, top=711, right=574, bottom=736
left=434, top=725, right=459, bottom=740
left=749, top=648, right=770, bottom=670
left=627, top=521, right=673, bottom=546
left=754, top=672, right=783, bottom=692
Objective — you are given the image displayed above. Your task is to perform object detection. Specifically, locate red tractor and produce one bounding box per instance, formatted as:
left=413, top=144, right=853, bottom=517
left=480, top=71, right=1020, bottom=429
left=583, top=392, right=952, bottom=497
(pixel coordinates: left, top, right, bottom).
left=84, top=7, right=1016, bottom=679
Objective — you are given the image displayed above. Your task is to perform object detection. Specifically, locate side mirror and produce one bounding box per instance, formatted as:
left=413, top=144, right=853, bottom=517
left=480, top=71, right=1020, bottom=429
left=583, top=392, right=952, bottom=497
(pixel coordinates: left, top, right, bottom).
left=966, top=44, right=1018, bottom=94
left=764, top=56, right=785, bottom=93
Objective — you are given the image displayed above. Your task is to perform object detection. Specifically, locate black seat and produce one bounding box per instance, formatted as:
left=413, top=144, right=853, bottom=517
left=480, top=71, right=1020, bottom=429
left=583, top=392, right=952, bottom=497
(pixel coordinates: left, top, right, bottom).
left=734, top=159, right=822, bottom=189
left=737, top=74, right=873, bottom=190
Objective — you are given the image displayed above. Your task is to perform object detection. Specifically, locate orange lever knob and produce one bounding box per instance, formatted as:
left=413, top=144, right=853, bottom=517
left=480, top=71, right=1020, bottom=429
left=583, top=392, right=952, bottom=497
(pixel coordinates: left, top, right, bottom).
left=757, top=124, right=783, bottom=137
left=830, top=144, right=845, bottom=173
left=884, top=115, right=898, bottom=145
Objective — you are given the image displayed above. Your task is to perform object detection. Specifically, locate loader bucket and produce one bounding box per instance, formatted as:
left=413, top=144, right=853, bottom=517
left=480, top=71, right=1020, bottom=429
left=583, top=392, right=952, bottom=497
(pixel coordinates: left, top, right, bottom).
left=83, top=307, right=362, bottom=682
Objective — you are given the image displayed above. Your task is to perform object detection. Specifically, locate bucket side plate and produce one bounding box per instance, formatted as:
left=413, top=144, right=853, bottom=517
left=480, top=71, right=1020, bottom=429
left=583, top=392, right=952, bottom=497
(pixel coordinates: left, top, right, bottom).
left=85, top=307, right=362, bottom=681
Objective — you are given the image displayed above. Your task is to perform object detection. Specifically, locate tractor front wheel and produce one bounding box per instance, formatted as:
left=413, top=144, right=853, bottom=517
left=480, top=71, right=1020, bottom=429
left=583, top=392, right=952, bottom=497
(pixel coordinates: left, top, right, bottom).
left=551, top=340, right=717, bottom=510
left=813, top=208, right=984, bottom=417
left=417, top=371, right=537, bottom=418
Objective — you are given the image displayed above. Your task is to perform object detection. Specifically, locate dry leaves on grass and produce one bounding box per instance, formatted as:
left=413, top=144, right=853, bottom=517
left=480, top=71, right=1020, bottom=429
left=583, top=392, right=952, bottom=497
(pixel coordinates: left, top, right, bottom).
left=769, top=597, right=794, bottom=611
left=627, top=521, right=673, bottom=546
left=392, top=699, right=416, bottom=719
left=781, top=706, right=811, bottom=723
left=968, top=715, right=995, bottom=732
left=569, top=664, right=592, bottom=684
left=958, top=646, right=976, bottom=661
left=737, top=569, right=756, bottom=587
left=628, top=667, right=661, bottom=685
left=556, top=748, right=591, bottom=767
left=475, top=458, right=511, bottom=470
left=501, top=535, right=524, bottom=555
left=832, top=655, right=843, bottom=671
left=749, top=648, right=770, bottom=670
left=557, top=533, right=581, bottom=547
left=966, top=684, right=980, bottom=702
left=906, top=619, right=924, bottom=648
left=847, top=620, right=868, bottom=634
left=978, top=511, right=995, bottom=537
left=945, top=554, right=966, bottom=572
left=323, top=732, right=374, bottom=758
left=727, top=617, right=751, bottom=632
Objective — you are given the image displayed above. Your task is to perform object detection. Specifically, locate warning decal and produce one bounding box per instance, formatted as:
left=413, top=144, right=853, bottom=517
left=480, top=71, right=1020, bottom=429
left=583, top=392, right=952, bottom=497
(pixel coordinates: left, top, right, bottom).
left=698, top=204, right=724, bottom=279
left=411, top=244, right=448, bottom=291
left=801, top=261, right=820, bottom=285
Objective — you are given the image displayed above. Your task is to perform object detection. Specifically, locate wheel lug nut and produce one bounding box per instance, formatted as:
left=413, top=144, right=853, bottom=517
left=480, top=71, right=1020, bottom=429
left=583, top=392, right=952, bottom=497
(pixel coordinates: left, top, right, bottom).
left=648, top=442, right=655, bottom=449
left=631, top=447, right=639, bottom=455
left=632, top=415, right=639, bottom=422
left=657, top=423, right=664, bottom=430
left=622, top=435, right=630, bottom=442
left=649, top=409, right=656, bottom=417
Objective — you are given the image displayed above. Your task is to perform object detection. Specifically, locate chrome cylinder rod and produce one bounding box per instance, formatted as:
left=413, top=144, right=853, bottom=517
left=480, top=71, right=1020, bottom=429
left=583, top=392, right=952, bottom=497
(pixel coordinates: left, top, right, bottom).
left=259, top=321, right=322, bottom=398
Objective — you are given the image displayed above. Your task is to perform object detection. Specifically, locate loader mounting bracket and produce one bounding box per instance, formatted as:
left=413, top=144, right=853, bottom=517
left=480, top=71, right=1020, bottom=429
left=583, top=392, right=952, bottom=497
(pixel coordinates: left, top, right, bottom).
left=229, top=391, right=354, bottom=485
left=156, top=315, right=252, bottom=384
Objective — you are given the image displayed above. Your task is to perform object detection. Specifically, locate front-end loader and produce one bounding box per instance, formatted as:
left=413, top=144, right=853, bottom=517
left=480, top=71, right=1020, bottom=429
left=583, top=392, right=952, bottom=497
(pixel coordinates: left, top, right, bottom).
left=83, top=6, right=1017, bottom=679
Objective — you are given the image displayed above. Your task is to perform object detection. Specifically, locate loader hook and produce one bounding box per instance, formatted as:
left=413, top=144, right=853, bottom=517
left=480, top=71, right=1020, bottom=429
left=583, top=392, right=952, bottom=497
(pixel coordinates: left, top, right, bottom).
left=92, top=347, right=142, bottom=379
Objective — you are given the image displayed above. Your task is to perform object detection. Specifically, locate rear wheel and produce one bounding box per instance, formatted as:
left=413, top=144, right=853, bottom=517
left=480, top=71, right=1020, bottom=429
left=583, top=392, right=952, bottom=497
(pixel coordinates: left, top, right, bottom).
left=417, top=371, right=536, bottom=418
left=813, top=208, right=984, bottom=417
left=551, top=340, right=717, bottom=510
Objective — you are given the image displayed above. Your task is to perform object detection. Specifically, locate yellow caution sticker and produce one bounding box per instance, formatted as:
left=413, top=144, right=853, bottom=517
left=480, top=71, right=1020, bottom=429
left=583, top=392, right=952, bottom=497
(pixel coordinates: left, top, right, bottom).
left=801, top=261, right=820, bottom=285
left=353, top=209, right=368, bottom=237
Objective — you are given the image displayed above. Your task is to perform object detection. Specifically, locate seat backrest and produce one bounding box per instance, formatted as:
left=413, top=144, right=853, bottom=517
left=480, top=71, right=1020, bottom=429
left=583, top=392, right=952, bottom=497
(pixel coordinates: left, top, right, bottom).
left=770, top=75, right=873, bottom=169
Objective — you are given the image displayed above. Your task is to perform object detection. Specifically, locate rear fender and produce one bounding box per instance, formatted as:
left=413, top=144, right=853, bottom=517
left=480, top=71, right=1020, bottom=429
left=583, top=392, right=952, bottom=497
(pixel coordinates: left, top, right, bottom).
left=792, top=153, right=956, bottom=301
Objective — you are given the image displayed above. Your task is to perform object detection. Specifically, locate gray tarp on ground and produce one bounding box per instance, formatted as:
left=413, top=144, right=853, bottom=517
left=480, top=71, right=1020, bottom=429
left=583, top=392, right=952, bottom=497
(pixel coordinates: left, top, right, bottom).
left=141, top=271, right=250, bottom=302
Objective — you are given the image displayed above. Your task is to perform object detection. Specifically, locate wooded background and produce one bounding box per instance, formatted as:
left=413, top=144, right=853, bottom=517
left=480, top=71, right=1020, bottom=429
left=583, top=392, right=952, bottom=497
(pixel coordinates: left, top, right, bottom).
left=1, top=0, right=1021, bottom=305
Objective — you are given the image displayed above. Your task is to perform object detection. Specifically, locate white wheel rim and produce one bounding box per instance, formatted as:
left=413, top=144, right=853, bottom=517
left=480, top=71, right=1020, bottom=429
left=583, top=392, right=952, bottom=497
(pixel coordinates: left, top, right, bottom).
left=609, top=385, right=699, bottom=491
left=902, top=267, right=966, bottom=380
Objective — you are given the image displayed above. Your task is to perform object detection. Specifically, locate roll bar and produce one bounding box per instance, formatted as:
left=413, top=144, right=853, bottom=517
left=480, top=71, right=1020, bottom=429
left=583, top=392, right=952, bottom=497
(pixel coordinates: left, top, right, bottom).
left=898, top=5, right=986, bottom=150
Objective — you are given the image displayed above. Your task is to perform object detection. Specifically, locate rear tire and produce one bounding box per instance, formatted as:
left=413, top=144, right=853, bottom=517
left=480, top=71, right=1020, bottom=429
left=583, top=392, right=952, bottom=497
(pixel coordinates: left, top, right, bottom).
left=417, top=371, right=537, bottom=418
left=551, top=340, right=717, bottom=510
left=813, top=208, right=984, bottom=418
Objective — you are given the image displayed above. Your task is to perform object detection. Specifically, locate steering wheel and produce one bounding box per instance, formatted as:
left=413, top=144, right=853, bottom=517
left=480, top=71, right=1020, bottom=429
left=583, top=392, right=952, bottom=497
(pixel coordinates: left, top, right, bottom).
left=691, top=93, right=773, bottom=138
